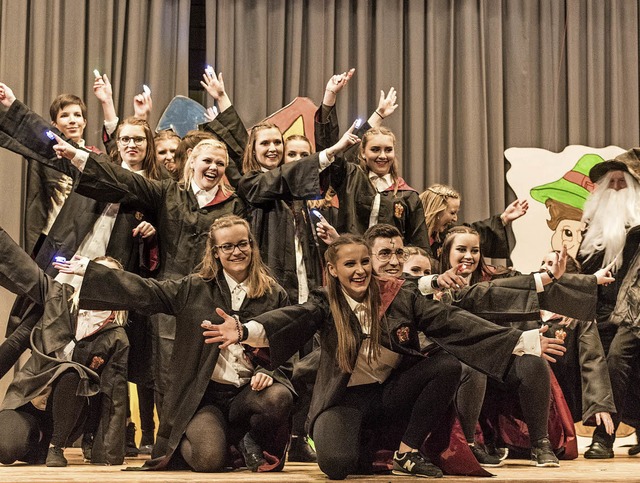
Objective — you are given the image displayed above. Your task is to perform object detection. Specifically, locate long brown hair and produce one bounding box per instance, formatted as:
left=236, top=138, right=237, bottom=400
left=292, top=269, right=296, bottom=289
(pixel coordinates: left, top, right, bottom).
left=112, top=117, right=162, bottom=180
left=419, top=184, right=460, bottom=241
left=325, top=234, right=382, bottom=373
left=197, top=215, right=275, bottom=298
left=242, top=123, right=284, bottom=173
left=358, top=126, right=400, bottom=196
left=438, top=226, right=490, bottom=285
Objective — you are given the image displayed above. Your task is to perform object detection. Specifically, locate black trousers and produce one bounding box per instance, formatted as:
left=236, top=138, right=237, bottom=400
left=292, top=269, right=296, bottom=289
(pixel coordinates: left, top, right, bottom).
left=0, top=371, right=87, bottom=464
left=312, top=351, right=462, bottom=480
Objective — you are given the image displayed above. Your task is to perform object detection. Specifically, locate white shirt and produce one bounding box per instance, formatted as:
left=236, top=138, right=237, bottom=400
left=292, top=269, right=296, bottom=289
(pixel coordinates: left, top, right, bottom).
left=191, top=180, right=220, bottom=208
left=57, top=309, right=113, bottom=361
left=368, top=172, right=393, bottom=228
left=210, top=272, right=255, bottom=387
left=57, top=152, right=150, bottom=290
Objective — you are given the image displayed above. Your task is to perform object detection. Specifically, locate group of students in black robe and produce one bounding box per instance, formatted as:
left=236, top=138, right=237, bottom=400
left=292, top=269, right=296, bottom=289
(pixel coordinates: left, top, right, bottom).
left=0, top=68, right=619, bottom=478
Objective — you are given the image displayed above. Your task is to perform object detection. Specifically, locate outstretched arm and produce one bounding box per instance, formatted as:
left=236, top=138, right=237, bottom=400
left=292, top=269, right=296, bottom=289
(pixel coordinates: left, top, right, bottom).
left=0, top=226, right=53, bottom=306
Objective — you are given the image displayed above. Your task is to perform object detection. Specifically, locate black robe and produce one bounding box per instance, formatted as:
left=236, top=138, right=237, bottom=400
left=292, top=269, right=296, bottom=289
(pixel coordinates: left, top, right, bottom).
left=203, top=106, right=328, bottom=303
left=71, top=154, right=246, bottom=395
left=251, top=277, right=540, bottom=437
left=0, top=100, right=154, bottom=376
left=78, top=261, right=292, bottom=468
left=0, top=227, right=129, bottom=465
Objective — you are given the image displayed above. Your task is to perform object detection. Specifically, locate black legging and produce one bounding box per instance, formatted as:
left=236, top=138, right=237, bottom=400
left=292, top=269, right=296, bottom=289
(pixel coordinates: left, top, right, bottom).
left=0, top=370, right=87, bottom=464
left=455, top=363, right=488, bottom=442
left=312, top=351, right=462, bottom=480
left=179, top=380, right=293, bottom=472
left=482, top=354, right=551, bottom=444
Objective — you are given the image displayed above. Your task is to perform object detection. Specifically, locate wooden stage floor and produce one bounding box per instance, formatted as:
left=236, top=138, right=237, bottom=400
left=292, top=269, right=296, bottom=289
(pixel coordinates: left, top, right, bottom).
left=2, top=442, right=640, bottom=482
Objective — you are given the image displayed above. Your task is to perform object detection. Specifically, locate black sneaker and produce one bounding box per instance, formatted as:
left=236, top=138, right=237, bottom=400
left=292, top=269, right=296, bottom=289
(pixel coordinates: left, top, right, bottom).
left=46, top=446, right=68, bottom=467
left=392, top=451, right=443, bottom=478
left=288, top=435, right=317, bottom=462
left=485, top=441, right=509, bottom=461
left=530, top=438, right=560, bottom=467
left=469, top=443, right=504, bottom=467
left=81, top=432, right=93, bottom=462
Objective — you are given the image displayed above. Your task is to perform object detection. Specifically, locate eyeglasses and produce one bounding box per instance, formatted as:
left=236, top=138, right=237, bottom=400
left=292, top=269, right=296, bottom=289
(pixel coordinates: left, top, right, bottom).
left=117, top=136, right=147, bottom=146
left=214, top=239, right=252, bottom=254
left=374, top=248, right=409, bottom=262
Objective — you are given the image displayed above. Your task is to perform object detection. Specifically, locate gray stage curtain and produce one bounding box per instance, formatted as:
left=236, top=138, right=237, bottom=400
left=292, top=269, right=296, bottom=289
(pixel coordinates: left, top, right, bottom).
left=0, top=0, right=190, bottom=396
left=204, top=0, right=640, bottom=225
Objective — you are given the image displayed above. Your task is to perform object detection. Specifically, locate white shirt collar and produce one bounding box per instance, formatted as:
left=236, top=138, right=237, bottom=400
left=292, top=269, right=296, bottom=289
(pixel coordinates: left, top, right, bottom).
left=191, top=179, right=220, bottom=207
left=368, top=171, right=392, bottom=183
left=120, top=160, right=145, bottom=177
left=223, top=270, right=247, bottom=293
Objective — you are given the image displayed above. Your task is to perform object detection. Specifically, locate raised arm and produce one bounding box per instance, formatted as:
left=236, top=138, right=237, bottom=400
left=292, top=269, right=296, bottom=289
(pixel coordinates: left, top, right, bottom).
left=314, top=68, right=354, bottom=152
left=238, top=126, right=360, bottom=204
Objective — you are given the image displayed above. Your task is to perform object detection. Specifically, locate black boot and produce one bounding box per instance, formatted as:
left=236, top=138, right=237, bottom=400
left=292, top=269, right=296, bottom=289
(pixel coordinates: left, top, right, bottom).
left=288, top=435, right=317, bottom=462
left=238, top=432, right=266, bottom=472
left=629, top=429, right=640, bottom=456
left=138, top=429, right=154, bottom=455
left=125, top=422, right=139, bottom=457
left=46, top=446, right=68, bottom=467
left=585, top=427, right=614, bottom=459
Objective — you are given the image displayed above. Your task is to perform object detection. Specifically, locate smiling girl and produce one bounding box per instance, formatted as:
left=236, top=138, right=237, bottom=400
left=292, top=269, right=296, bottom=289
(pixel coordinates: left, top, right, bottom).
left=59, top=215, right=294, bottom=473
left=200, top=69, right=357, bottom=304
left=313, top=72, right=428, bottom=250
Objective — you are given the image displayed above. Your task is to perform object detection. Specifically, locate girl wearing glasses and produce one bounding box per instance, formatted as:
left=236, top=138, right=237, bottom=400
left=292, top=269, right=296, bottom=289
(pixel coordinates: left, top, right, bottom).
left=200, top=234, right=575, bottom=479
left=45, top=135, right=246, bottom=424
left=200, top=69, right=357, bottom=305
left=57, top=215, right=294, bottom=473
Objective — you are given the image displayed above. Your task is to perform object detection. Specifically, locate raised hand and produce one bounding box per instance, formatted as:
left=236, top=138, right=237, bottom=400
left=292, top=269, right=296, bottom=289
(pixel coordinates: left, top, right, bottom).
left=204, top=106, right=219, bottom=122
left=594, top=258, right=616, bottom=286
left=375, top=87, right=398, bottom=119
left=93, top=74, right=113, bottom=104
left=501, top=199, right=529, bottom=224
left=323, top=68, right=355, bottom=106
left=53, top=255, right=89, bottom=276
left=200, top=69, right=231, bottom=112
left=51, top=132, right=78, bottom=160
left=0, top=82, right=16, bottom=107
left=329, top=121, right=361, bottom=155
left=133, top=91, right=152, bottom=120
